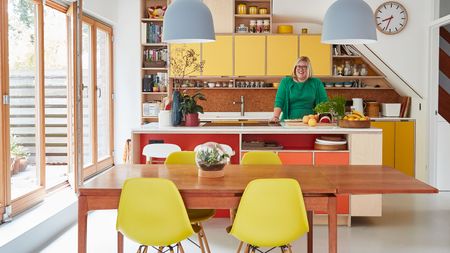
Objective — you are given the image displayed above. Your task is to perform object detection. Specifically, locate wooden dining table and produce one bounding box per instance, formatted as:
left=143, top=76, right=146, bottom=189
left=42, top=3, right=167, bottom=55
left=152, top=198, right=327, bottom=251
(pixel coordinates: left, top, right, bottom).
left=78, top=164, right=437, bottom=253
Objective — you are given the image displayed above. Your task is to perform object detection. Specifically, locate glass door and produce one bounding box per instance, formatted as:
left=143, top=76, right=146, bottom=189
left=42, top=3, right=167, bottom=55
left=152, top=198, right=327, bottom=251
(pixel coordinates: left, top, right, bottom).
left=0, top=0, right=8, bottom=220
left=81, top=16, right=114, bottom=179
left=95, top=26, right=113, bottom=168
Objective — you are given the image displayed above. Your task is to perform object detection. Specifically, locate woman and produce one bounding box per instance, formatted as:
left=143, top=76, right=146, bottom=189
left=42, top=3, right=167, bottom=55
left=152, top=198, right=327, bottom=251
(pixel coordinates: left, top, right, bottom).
left=271, top=56, right=328, bottom=122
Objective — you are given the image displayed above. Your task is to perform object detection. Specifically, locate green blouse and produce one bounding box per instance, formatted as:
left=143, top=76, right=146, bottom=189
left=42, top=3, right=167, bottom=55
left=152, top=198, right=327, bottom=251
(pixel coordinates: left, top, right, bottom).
left=274, top=77, right=328, bottom=121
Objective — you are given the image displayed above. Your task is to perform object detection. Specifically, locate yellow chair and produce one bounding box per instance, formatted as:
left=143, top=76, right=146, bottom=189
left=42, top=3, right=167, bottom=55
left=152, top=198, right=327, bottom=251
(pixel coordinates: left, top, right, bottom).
left=241, top=151, right=282, bottom=165
left=165, top=151, right=215, bottom=253
left=230, top=179, right=309, bottom=253
left=116, top=178, right=194, bottom=253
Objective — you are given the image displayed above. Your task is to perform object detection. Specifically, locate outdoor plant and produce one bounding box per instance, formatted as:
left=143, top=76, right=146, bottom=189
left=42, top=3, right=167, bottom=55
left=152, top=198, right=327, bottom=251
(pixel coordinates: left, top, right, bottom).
left=10, top=135, right=29, bottom=159
left=179, top=92, right=206, bottom=115
left=196, top=143, right=229, bottom=171
left=314, top=96, right=346, bottom=119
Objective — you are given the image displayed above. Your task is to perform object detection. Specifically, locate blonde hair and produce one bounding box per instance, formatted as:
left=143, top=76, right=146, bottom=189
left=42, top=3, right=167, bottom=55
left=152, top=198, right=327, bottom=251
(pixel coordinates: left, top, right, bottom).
left=292, top=56, right=313, bottom=80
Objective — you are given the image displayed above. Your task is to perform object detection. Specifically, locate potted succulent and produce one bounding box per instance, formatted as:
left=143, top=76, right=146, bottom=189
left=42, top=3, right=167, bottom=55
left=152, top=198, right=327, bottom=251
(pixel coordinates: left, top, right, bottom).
left=195, top=142, right=229, bottom=178
left=10, top=135, right=29, bottom=175
left=179, top=91, right=206, bottom=126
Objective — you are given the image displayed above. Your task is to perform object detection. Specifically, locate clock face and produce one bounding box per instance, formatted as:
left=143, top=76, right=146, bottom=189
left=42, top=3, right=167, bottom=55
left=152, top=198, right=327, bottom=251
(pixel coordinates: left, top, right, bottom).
left=375, top=1, right=408, bottom=35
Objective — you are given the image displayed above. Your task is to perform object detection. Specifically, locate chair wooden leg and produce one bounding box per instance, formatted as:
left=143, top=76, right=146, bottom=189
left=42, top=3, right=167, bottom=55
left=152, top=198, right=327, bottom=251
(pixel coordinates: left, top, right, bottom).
left=236, top=241, right=244, bottom=253
left=158, top=246, right=164, bottom=253
left=197, top=224, right=206, bottom=253
left=199, top=223, right=212, bottom=253
left=244, top=244, right=251, bottom=253
left=178, top=243, right=185, bottom=253
left=117, top=232, right=124, bottom=253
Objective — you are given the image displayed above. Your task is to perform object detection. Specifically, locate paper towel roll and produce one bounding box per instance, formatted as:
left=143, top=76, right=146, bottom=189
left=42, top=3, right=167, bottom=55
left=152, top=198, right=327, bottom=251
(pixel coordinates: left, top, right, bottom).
left=158, top=111, right=172, bottom=127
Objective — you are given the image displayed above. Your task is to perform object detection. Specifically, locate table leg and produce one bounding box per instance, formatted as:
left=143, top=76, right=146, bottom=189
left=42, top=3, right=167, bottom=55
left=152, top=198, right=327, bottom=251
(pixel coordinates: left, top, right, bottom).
left=78, top=196, right=88, bottom=253
left=118, top=232, right=124, bottom=253
left=328, top=196, right=337, bottom=253
left=307, top=210, right=313, bottom=253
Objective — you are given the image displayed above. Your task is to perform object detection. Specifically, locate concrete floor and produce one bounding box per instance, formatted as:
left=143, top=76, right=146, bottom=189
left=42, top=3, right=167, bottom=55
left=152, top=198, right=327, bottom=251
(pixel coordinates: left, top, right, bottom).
left=39, top=192, right=450, bottom=253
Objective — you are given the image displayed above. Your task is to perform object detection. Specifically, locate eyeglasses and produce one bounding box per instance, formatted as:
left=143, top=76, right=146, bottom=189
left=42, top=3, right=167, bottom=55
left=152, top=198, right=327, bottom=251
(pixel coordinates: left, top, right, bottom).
left=296, top=65, right=308, bottom=70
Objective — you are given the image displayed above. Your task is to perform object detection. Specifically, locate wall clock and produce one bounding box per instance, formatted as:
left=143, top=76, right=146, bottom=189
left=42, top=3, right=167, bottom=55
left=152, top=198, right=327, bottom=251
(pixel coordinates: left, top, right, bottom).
left=375, top=1, right=408, bottom=35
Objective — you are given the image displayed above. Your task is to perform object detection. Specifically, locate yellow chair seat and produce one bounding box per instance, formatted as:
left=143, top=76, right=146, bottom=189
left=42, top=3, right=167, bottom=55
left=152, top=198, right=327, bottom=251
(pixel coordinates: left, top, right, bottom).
left=241, top=151, right=282, bottom=165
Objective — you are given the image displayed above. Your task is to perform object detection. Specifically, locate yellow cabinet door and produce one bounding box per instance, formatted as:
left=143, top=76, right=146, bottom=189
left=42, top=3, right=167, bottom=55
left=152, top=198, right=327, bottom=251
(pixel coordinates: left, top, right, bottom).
left=299, top=35, right=331, bottom=76
left=202, top=35, right=233, bottom=76
left=234, top=35, right=266, bottom=76
left=371, top=121, right=395, bottom=168
left=169, top=43, right=202, bottom=77
left=267, top=35, right=298, bottom=76
left=395, top=121, right=415, bottom=176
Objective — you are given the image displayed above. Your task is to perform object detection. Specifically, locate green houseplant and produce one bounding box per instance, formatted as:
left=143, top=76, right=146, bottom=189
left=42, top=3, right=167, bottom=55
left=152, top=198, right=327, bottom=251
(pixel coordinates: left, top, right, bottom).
left=10, top=135, right=29, bottom=175
left=179, top=91, right=206, bottom=126
left=314, top=96, right=346, bottom=120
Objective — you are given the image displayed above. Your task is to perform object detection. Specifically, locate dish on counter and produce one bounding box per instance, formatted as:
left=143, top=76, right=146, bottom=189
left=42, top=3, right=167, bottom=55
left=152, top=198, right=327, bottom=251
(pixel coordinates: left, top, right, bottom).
left=334, top=82, right=344, bottom=87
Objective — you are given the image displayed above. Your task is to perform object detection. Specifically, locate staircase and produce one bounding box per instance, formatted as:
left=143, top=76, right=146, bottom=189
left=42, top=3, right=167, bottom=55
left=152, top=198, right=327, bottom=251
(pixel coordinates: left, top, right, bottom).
left=439, top=26, right=450, bottom=124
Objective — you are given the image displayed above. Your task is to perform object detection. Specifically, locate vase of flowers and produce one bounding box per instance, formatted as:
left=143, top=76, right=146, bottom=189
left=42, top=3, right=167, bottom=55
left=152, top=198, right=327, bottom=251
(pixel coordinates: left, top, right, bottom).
left=195, top=142, right=229, bottom=178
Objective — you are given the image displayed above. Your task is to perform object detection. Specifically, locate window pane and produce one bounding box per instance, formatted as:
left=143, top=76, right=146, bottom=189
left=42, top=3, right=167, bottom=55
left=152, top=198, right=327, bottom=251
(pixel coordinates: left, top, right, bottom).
left=8, top=0, right=39, bottom=199
left=96, top=29, right=110, bottom=161
left=44, top=6, right=68, bottom=188
left=82, top=23, right=93, bottom=166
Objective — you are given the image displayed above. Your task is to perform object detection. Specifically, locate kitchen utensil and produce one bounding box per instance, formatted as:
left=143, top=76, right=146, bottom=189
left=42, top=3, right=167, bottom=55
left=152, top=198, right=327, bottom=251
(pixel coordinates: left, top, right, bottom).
left=236, top=24, right=248, bottom=33
left=352, top=98, right=365, bottom=113
left=277, top=25, right=293, bottom=34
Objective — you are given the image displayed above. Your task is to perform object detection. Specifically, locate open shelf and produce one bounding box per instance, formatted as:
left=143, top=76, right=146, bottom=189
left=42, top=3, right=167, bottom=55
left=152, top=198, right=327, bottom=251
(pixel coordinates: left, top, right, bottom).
left=332, top=55, right=362, bottom=58
left=322, top=76, right=385, bottom=79
left=142, top=43, right=167, bottom=47
left=234, top=14, right=271, bottom=18
left=142, top=92, right=168, bottom=95
left=141, top=18, right=164, bottom=22
left=176, top=87, right=276, bottom=90
left=142, top=67, right=168, bottom=71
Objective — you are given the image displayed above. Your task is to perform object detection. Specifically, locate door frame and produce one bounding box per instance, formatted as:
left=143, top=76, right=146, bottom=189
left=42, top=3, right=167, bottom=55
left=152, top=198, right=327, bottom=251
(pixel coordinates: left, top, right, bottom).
left=428, top=14, right=450, bottom=188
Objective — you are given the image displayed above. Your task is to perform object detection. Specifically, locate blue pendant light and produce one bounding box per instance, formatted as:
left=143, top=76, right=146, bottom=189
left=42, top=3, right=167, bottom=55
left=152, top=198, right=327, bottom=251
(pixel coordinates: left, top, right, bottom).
left=162, top=0, right=215, bottom=43
left=322, top=0, right=377, bottom=44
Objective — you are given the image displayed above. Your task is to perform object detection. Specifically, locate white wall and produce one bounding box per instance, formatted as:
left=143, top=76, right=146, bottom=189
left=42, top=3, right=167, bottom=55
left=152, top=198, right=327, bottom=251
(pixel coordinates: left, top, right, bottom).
left=84, top=0, right=118, bottom=25
left=113, top=0, right=141, bottom=164
left=112, top=0, right=437, bottom=179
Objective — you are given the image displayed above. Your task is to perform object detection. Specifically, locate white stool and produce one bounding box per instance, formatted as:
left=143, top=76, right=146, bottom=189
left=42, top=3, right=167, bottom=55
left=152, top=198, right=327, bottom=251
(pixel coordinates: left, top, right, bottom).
left=142, top=143, right=181, bottom=164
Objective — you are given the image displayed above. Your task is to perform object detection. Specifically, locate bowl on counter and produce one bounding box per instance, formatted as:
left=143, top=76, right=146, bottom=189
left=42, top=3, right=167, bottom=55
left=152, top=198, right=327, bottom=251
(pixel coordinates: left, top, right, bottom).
left=343, top=82, right=353, bottom=87
left=324, top=82, right=334, bottom=87
left=334, top=82, right=344, bottom=88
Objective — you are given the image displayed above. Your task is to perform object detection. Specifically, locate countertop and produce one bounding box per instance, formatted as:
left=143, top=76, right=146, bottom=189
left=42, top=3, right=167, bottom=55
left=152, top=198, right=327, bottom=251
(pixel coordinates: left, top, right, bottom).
left=133, top=123, right=382, bottom=134
left=199, top=112, right=414, bottom=122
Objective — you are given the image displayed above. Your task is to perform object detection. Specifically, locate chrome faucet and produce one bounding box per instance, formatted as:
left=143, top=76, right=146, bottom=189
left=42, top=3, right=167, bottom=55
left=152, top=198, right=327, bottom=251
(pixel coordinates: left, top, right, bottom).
left=233, top=95, right=245, bottom=116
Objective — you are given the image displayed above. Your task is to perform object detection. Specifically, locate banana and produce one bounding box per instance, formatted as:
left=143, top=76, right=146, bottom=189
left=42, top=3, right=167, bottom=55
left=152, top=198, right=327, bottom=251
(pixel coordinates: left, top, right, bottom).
left=351, top=110, right=365, bottom=118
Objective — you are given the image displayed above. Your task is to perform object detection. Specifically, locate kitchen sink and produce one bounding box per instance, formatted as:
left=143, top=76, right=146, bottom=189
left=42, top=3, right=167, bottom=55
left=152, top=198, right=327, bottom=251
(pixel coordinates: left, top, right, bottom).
left=202, top=121, right=280, bottom=127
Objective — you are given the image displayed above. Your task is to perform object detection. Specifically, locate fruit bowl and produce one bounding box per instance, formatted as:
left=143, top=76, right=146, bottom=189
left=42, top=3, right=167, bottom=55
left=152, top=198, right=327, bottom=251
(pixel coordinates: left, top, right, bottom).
left=338, top=119, right=371, bottom=128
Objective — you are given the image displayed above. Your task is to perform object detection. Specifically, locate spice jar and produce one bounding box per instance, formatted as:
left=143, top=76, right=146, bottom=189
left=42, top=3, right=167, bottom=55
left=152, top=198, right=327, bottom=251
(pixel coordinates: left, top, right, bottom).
left=249, top=20, right=256, bottom=33
left=248, top=6, right=257, bottom=14
left=263, top=20, right=270, bottom=33
left=237, top=3, right=247, bottom=14
left=256, top=20, right=263, bottom=33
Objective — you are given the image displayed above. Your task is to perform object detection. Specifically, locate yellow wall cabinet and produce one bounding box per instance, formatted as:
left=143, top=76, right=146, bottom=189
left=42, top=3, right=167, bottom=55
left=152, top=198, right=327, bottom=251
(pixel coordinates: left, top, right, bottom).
left=202, top=35, right=233, bottom=76
left=266, top=35, right=298, bottom=76
left=299, top=35, right=331, bottom=76
left=234, top=35, right=266, bottom=76
left=371, top=121, right=415, bottom=176
left=169, top=43, right=202, bottom=77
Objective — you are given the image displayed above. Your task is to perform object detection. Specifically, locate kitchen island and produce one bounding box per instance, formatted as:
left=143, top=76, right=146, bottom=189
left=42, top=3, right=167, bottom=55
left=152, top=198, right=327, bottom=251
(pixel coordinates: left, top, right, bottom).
left=131, top=123, right=383, bottom=224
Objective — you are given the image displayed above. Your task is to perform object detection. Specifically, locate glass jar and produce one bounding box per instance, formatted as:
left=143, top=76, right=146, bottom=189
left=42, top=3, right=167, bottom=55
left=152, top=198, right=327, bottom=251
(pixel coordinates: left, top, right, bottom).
left=343, top=61, right=352, bottom=76
left=256, top=20, right=263, bottom=33
left=249, top=20, right=256, bottom=33
left=248, top=6, right=258, bottom=14
left=263, top=20, right=270, bottom=33
left=258, top=7, right=268, bottom=14
left=360, top=64, right=368, bottom=76
left=237, top=3, right=247, bottom=14
left=195, top=142, right=229, bottom=171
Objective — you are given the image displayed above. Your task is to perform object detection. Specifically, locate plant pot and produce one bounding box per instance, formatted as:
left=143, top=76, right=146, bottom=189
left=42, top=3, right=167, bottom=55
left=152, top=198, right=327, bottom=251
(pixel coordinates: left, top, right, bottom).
left=10, top=157, right=28, bottom=175
left=185, top=113, right=200, bottom=126
left=197, top=163, right=226, bottom=178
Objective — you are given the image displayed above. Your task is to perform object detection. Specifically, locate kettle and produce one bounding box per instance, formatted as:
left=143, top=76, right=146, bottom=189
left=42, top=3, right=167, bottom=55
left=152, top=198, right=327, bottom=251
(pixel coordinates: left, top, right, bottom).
left=351, top=98, right=365, bottom=113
